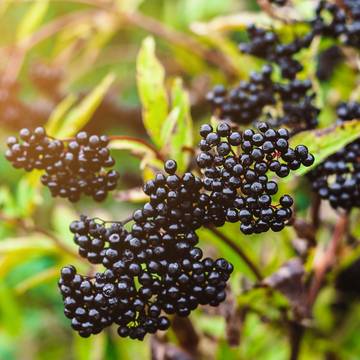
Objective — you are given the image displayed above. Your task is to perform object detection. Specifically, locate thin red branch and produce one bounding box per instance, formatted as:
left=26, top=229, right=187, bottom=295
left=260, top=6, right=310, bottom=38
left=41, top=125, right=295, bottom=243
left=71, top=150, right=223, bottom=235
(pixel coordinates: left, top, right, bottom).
left=207, top=225, right=263, bottom=281
left=308, top=213, right=349, bottom=307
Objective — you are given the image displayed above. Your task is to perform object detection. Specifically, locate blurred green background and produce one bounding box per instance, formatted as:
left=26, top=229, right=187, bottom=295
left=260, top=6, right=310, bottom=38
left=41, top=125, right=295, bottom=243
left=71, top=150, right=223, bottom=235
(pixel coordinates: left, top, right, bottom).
left=0, top=1, right=359, bottom=359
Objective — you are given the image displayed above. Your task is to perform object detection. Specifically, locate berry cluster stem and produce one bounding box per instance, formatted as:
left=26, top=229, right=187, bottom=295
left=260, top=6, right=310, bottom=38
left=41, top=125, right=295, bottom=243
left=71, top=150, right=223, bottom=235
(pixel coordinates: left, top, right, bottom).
left=207, top=225, right=263, bottom=281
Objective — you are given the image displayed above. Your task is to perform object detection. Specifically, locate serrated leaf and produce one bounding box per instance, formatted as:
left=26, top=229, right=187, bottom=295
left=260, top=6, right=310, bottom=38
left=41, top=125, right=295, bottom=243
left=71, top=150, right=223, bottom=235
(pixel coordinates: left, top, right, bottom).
left=16, top=0, right=49, bottom=41
left=289, top=120, right=360, bottom=177
left=56, top=73, right=115, bottom=138
left=45, top=94, right=77, bottom=137
left=137, top=37, right=168, bottom=148
left=162, top=78, right=193, bottom=173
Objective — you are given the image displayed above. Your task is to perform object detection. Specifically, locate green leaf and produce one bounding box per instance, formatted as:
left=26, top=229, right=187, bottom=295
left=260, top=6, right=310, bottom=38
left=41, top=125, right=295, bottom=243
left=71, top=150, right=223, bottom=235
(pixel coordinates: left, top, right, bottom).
left=109, top=137, right=159, bottom=159
left=15, top=266, right=58, bottom=295
left=16, top=0, right=49, bottom=41
left=136, top=37, right=168, bottom=148
left=45, top=94, right=77, bottom=137
left=160, top=107, right=180, bottom=146
left=289, top=120, right=360, bottom=177
left=0, top=237, right=57, bottom=255
left=162, top=78, right=193, bottom=173
left=56, top=73, right=115, bottom=138
left=51, top=204, right=79, bottom=251
left=74, top=332, right=106, bottom=360
left=115, top=0, right=144, bottom=12
left=0, top=283, right=22, bottom=337
left=15, top=172, right=42, bottom=218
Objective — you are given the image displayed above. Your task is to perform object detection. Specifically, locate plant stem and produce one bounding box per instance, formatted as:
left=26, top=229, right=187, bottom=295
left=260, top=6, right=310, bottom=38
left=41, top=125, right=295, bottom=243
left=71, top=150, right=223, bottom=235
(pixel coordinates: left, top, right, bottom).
left=289, top=322, right=305, bottom=360
left=108, top=135, right=164, bottom=161
left=308, top=213, right=349, bottom=307
left=207, top=225, right=263, bottom=281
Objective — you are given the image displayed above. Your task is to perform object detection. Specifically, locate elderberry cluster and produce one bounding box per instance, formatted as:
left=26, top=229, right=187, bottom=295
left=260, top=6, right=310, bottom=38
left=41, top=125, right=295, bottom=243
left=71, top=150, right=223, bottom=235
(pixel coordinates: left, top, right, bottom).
left=5, top=127, right=119, bottom=202
left=61, top=186, right=233, bottom=339
left=239, top=25, right=313, bottom=80
left=308, top=102, right=360, bottom=210
left=207, top=65, right=319, bottom=132
left=197, top=122, right=314, bottom=234
left=312, top=1, right=360, bottom=48
left=240, top=1, right=359, bottom=77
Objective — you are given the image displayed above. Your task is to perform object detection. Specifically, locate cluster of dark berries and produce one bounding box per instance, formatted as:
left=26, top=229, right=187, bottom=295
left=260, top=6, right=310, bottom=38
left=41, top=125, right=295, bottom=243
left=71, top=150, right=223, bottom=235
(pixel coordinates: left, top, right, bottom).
left=239, top=25, right=313, bottom=80
left=207, top=65, right=319, bottom=132
left=59, top=121, right=314, bottom=338
left=239, top=1, right=359, bottom=84
left=308, top=102, right=360, bottom=210
left=336, top=101, right=360, bottom=122
left=197, top=122, right=314, bottom=234
left=62, top=197, right=233, bottom=339
left=5, top=127, right=119, bottom=202
left=344, top=0, right=360, bottom=20
left=206, top=65, right=275, bottom=125
left=312, top=1, right=360, bottom=48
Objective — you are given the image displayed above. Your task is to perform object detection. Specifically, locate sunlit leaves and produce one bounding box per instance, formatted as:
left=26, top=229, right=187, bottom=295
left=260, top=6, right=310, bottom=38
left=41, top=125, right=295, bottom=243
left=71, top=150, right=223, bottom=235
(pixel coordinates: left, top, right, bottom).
left=137, top=36, right=169, bottom=148
left=56, top=73, right=115, bottom=138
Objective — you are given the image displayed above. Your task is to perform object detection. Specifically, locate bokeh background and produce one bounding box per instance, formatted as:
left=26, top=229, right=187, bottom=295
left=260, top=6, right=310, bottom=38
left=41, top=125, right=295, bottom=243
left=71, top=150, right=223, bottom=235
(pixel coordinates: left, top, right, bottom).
left=0, top=0, right=359, bottom=359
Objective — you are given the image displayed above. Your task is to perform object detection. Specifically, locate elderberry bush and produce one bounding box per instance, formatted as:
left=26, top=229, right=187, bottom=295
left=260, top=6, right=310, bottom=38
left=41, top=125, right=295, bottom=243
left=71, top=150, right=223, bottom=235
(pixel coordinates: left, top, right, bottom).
left=5, top=127, right=119, bottom=202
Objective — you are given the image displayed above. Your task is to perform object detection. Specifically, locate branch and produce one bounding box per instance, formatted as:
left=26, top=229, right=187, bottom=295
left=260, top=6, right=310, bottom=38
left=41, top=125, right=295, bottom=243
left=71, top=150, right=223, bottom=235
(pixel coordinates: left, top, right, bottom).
left=121, top=11, right=238, bottom=80
left=206, top=225, right=263, bottom=281
left=289, top=321, right=305, bottom=360
left=308, top=213, right=349, bottom=307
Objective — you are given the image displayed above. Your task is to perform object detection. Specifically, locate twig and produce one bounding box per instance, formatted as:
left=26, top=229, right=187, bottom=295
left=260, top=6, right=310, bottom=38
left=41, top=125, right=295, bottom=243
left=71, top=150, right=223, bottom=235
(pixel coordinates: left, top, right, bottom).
left=308, top=213, right=349, bottom=307
left=1, top=10, right=99, bottom=83
left=121, top=11, right=238, bottom=80
left=171, top=316, right=199, bottom=356
left=108, top=135, right=164, bottom=161
left=289, top=321, right=305, bottom=360
left=207, top=225, right=263, bottom=281
left=310, top=194, right=321, bottom=231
